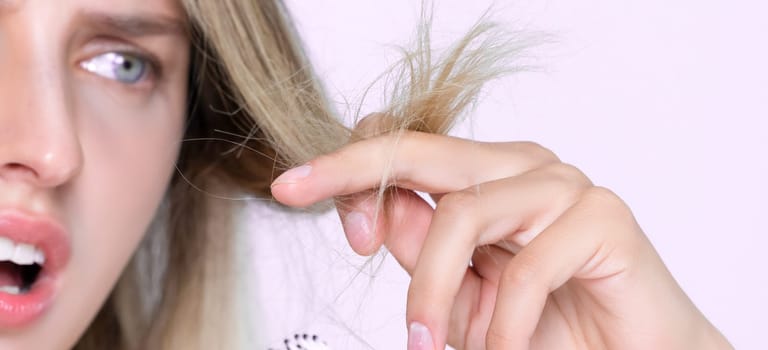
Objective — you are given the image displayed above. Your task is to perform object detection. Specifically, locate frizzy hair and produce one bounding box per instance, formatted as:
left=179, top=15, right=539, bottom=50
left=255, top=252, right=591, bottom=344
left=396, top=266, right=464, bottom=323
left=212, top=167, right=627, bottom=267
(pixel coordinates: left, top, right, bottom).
left=73, top=0, right=529, bottom=348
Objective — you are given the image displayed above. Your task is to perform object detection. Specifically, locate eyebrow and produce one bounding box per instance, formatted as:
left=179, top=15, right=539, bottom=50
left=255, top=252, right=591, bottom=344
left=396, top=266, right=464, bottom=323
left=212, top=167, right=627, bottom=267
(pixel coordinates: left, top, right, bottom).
left=78, top=11, right=188, bottom=38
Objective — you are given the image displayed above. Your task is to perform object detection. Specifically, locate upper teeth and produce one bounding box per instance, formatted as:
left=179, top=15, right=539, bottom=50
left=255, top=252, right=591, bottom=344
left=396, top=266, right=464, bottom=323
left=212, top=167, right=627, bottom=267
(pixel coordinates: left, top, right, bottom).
left=0, top=237, right=45, bottom=265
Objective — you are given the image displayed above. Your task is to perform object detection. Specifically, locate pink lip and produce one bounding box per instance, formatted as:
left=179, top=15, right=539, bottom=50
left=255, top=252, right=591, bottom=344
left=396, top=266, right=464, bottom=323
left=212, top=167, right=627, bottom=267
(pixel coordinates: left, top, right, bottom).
left=0, top=210, right=71, bottom=329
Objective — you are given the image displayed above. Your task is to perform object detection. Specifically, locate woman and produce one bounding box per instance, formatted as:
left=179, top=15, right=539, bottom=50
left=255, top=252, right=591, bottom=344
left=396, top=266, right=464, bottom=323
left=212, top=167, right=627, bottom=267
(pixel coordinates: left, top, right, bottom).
left=0, top=0, right=732, bottom=349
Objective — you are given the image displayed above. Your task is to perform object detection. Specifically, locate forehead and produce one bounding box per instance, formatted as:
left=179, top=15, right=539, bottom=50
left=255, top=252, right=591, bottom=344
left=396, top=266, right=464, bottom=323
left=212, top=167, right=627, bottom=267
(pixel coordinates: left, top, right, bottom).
left=0, top=0, right=188, bottom=41
left=0, top=0, right=186, bottom=19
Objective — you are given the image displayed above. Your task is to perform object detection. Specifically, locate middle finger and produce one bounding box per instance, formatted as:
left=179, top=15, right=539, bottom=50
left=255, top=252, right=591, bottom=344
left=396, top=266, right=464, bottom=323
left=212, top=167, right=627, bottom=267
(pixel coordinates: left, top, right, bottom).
left=405, top=163, right=591, bottom=350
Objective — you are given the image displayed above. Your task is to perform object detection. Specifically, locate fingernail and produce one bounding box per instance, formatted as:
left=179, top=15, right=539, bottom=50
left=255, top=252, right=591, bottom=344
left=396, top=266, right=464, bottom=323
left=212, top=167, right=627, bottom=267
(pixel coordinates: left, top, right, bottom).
left=272, top=164, right=312, bottom=185
left=343, top=211, right=372, bottom=251
left=408, top=322, right=434, bottom=350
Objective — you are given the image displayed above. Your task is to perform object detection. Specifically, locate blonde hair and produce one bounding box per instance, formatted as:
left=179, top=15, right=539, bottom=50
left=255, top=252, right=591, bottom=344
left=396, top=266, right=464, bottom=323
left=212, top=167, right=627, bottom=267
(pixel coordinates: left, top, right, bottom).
left=74, top=0, right=526, bottom=348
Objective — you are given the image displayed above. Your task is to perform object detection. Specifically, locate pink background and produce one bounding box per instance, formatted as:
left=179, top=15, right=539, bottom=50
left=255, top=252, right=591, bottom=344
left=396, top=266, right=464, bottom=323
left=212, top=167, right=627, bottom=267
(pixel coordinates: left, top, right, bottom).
left=251, top=1, right=767, bottom=348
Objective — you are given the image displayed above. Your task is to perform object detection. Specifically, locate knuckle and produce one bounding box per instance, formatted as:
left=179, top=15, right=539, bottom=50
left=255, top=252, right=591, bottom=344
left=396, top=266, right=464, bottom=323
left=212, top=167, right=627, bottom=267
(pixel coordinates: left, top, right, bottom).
left=577, top=186, right=645, bottom=247
left=542, top=162, right=592, bottom=186
left=583, top=186, right=623, bottom=207
left=389, top=131, right=426, bottom=182
left=511, top=141, right=561, bottom=163
left=581, top=186, right=635, bottom=221
left=500, top=259, right=539, bottom=289
left=351, top=131, right=433, bottom=186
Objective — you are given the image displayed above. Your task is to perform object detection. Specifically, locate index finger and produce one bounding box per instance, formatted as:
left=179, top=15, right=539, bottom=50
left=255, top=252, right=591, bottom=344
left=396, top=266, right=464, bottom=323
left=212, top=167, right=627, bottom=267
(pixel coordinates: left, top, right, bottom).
left=270, top=132, right=557, bottom=208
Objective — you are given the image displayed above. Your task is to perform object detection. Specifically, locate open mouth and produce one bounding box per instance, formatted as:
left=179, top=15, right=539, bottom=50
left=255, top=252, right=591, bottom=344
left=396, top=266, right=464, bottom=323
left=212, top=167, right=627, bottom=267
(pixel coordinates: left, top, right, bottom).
left=0, top=239, right=46, bottom=295
left=0, top=211, right=70, bottom=329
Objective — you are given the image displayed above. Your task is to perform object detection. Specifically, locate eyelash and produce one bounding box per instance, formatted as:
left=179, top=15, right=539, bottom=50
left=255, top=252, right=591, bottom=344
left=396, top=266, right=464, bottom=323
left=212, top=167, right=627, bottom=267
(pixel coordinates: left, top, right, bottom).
left=79, top=51, right=160, bottom=86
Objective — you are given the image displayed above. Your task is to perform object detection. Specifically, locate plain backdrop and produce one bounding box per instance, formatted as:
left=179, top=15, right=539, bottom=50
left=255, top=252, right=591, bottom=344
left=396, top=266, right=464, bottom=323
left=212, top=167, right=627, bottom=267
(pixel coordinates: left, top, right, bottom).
left=251, top=1, right=767, bottom=349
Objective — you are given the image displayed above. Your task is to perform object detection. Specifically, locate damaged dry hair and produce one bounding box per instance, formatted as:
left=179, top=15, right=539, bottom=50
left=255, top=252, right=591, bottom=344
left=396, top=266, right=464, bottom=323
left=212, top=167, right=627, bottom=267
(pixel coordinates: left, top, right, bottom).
left=74, top=0, right=529, bottom=349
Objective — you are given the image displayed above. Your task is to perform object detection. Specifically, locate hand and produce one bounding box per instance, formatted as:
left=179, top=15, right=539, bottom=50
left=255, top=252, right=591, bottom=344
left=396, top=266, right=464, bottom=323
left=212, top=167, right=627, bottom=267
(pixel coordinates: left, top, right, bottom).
left=271, top=125, right=732, bottom=349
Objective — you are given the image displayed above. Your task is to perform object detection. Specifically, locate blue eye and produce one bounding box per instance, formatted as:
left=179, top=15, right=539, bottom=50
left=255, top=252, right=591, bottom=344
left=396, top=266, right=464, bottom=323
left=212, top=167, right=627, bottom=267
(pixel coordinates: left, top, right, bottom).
left=80, top=52, right=148, bottom=84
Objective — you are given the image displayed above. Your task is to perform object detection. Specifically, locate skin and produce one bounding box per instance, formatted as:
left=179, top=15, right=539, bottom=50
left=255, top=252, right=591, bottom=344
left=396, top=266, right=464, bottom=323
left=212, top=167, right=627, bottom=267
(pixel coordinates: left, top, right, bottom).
left=0, top=0, right=188, bottom=348
left=272, top=116, right=734, bottom=349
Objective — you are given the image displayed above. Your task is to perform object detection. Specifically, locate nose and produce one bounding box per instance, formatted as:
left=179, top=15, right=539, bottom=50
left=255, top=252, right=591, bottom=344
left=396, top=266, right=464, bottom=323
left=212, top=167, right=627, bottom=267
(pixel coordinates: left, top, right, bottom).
left=0, top=52, right=84, bottom=189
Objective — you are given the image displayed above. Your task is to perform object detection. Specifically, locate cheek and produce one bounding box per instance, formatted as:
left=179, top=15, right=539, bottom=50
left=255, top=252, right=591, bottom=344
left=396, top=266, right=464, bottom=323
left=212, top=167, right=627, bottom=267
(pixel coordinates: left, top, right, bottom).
left=48, top=79, right=188, bottom=345
left=81, top=90, right=185, bottom=256
left=73, top=86, right=185, bottom=261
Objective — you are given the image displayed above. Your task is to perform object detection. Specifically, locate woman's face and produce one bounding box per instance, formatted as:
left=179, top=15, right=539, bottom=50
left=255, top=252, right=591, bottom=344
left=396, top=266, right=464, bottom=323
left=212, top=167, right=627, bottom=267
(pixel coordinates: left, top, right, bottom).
left=0, top=0, right=188, bottom=347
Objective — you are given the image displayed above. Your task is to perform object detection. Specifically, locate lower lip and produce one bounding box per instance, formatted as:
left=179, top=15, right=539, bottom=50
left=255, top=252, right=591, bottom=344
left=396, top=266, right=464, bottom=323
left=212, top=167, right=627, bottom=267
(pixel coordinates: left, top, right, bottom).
left=0, top=273, right=56, bottom=328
